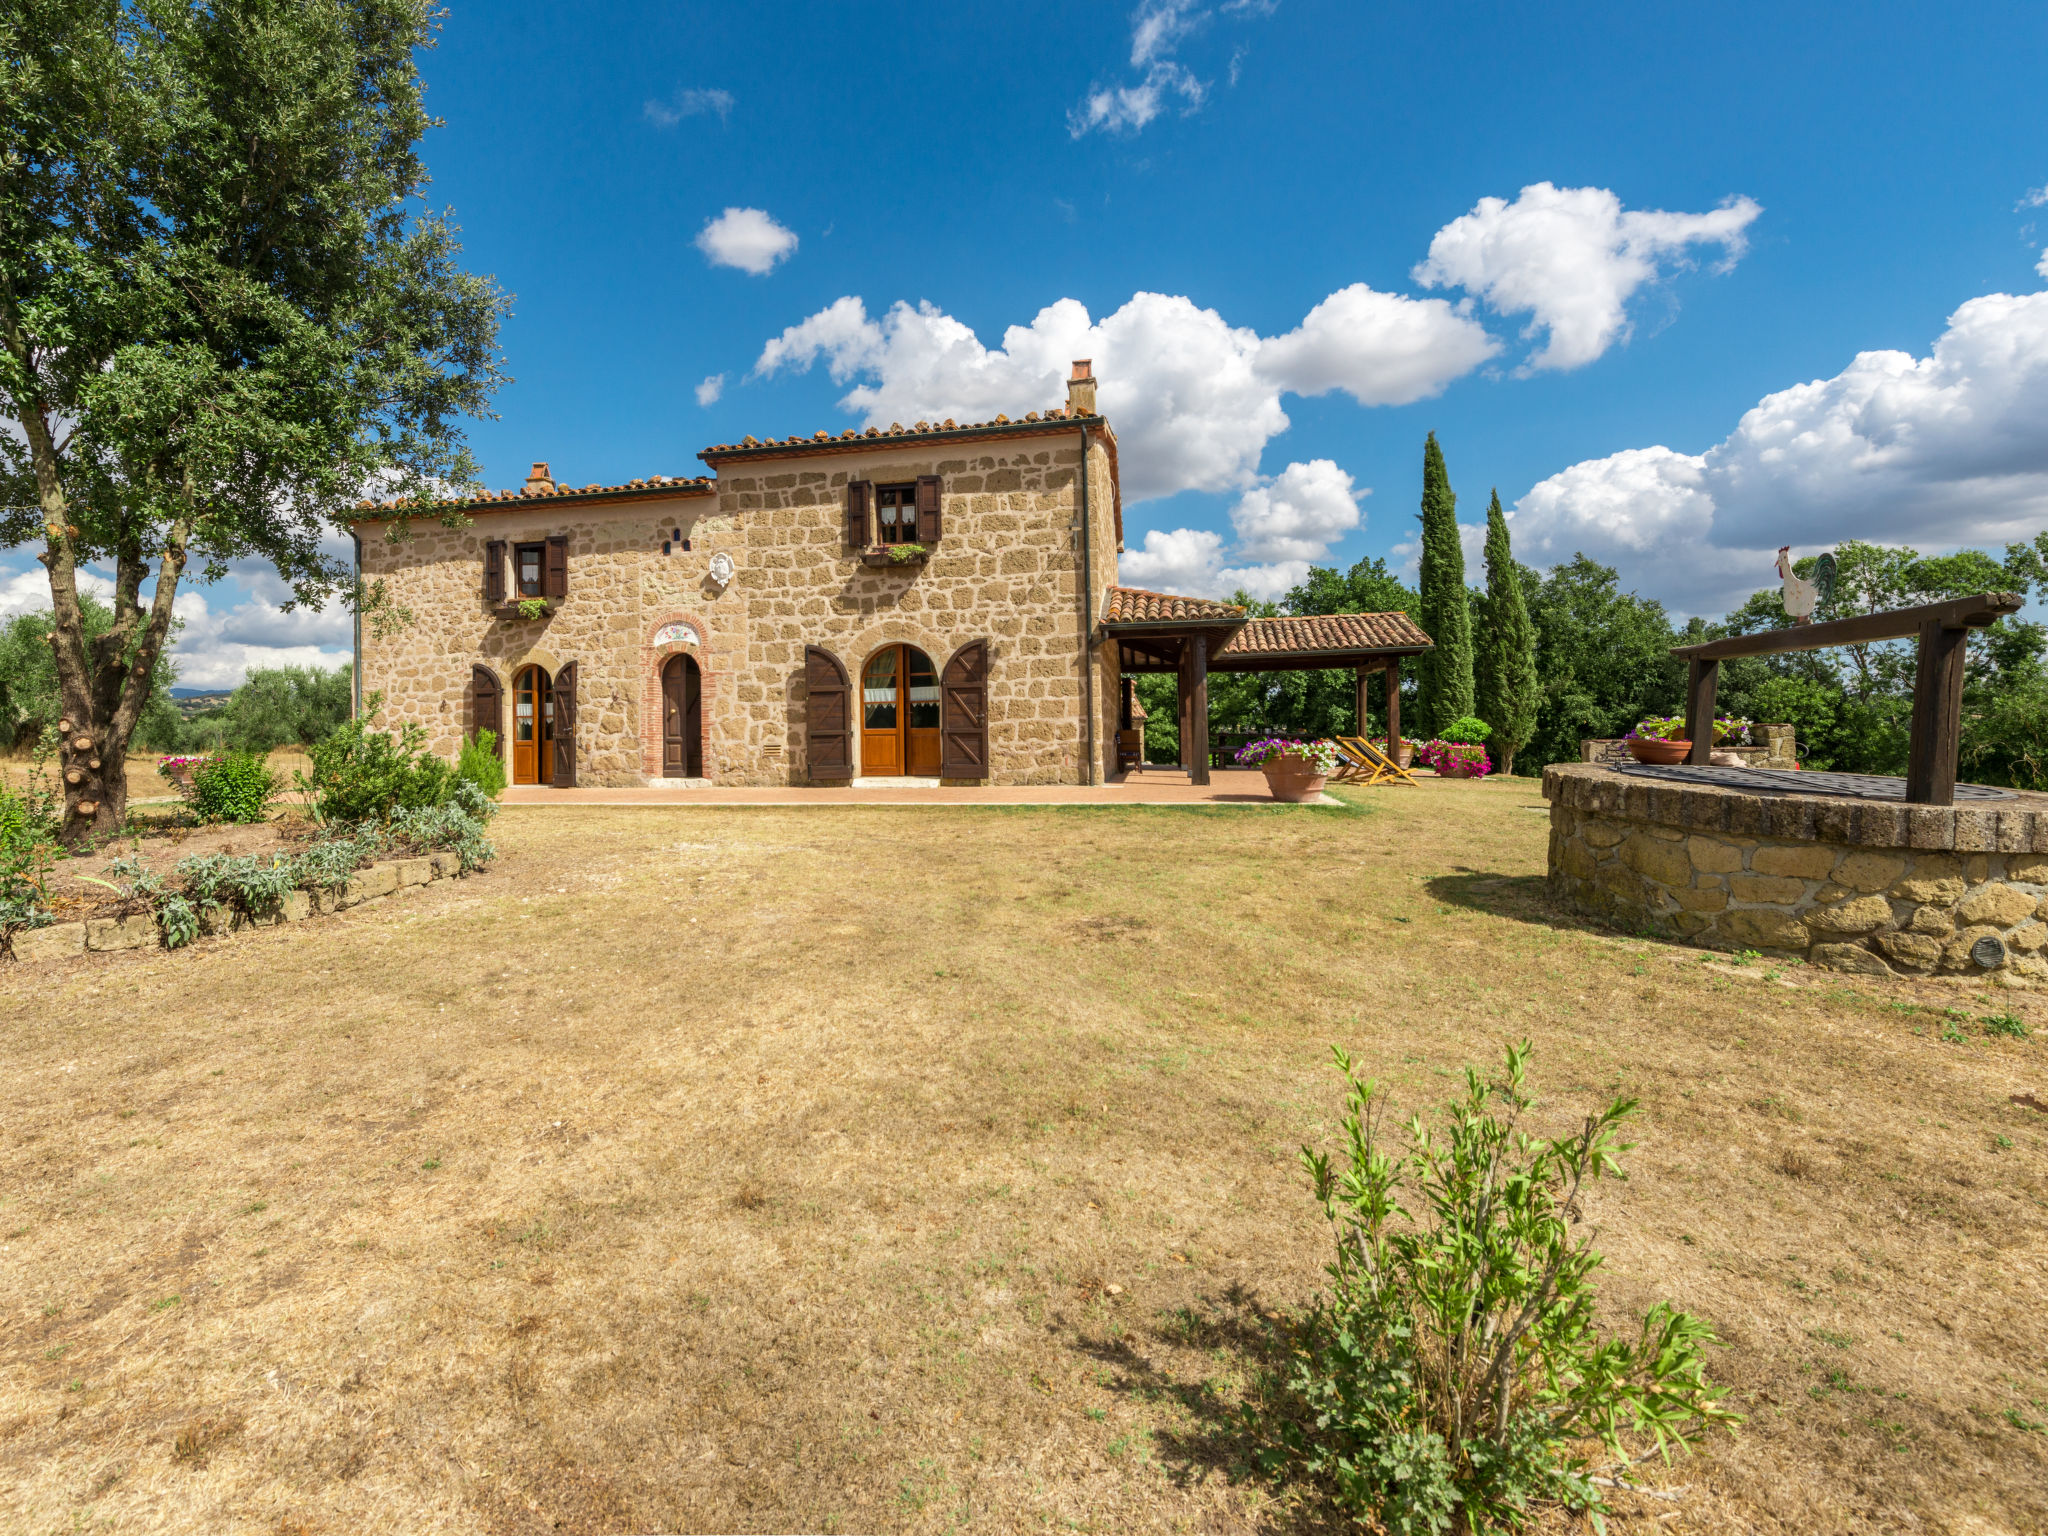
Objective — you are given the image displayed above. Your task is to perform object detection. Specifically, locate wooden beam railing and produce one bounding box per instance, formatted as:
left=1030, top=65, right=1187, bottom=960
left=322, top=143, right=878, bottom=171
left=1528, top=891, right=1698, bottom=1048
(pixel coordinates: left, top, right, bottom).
left=1671, top=591, right=2023, bottom=806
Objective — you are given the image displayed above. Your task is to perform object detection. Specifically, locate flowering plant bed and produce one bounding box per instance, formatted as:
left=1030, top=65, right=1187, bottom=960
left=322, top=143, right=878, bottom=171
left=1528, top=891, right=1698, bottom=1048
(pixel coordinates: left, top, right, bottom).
left=1629, top=714, right=1753, bottom=745
left=157, top=754, right=209, bottom=792
left=1416, top=739, right=1492, bottom=777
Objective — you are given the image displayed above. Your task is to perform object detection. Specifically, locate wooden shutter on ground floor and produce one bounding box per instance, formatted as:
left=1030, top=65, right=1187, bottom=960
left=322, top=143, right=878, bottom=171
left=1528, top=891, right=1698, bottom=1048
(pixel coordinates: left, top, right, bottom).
left=551, top=660, right=578, bottom=787
left=940, top=639, right=989, bottom=778
left=470, top=665, right=503, bottom=749
left=483, top=540, right=506, bottom=604
left=804, top=646, right=852, bottom=780
left=544, top=533, right=569, bottom=599
left=915, top=475, right=943, bottom=543
left=846, top=480, right=872, bottom=550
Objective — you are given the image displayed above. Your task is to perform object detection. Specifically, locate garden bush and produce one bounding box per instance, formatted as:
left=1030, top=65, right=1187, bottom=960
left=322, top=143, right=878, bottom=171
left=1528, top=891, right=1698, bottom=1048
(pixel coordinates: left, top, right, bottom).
left=188, top=751, right=281, bottom=823
left=457, top=728, right=507, bottom=799
left=1439, top=715, right=1492, bottom=746
left=1271, top=1043, right=1737, bottom=1533
left=299, top=710, right=455, bottom=824
left=0, top=781, right=59, bottom=935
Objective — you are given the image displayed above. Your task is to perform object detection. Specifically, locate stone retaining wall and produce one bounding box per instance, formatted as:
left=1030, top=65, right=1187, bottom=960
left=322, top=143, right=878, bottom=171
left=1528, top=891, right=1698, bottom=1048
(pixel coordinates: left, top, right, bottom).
left=6, top=851, right=464, bottom=966
left=1542, top=763, right=2048, bottom=985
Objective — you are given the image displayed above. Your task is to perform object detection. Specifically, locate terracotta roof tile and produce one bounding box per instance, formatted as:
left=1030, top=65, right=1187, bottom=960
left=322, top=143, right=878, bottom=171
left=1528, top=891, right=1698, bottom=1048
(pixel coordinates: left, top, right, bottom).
left=349, top=473, right=715, bottom=520
left=1220, top=612, right=1433, bottom=656
left=1101, top=586, right=1247, bottom=624
left=701, top=405, right=1091, bottom=462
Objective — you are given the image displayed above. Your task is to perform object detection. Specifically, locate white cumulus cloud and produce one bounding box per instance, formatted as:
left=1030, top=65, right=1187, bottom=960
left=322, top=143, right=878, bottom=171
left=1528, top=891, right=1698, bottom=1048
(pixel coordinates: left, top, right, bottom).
left=1414, top=182, right=1762, bottom=371
left=1120, top=459, right=1363, bottom=600
left=695, top=373, right=724, bottom=407
left=1509, top=284, right=2048, bottom=615
left=646, top=87, right=733, bottom=127
left=695, top=207, right=798, bottom=276
left=755, top=288, right=1490, bottom=504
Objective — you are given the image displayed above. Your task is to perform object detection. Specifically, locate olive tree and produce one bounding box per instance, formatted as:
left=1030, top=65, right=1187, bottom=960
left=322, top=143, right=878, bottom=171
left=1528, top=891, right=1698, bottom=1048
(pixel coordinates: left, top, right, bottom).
left=0, top=0, right=505, bottom=842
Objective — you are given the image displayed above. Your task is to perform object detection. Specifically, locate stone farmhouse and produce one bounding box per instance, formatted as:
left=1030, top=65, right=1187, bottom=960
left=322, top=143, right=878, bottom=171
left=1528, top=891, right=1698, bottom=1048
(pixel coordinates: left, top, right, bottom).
left=350, top=363, right=1432, bottom=788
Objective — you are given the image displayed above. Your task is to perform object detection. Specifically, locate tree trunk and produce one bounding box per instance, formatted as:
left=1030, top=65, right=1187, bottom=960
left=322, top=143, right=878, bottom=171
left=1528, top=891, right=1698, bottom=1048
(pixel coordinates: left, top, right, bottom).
left=9, top=336, right=183, bottom=848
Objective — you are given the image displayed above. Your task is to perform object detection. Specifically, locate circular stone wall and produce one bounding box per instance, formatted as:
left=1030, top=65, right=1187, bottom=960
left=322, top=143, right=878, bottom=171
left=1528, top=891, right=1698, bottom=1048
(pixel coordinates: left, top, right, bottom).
left=1542, top=762, right=2048, bottom=985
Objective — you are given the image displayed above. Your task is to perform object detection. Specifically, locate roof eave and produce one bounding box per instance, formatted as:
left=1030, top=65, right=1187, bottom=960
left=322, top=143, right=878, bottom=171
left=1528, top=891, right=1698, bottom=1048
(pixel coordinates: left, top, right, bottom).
left=347, top=481, right=716, bottom=523
left=699, top=414, right=1105, bottom=466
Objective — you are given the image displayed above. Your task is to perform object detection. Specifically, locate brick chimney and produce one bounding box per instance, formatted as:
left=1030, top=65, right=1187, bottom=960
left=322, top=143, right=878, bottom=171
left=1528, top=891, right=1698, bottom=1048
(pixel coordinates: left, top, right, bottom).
left=524, top=461, right=554, bottom=494
left=1066, top=359, right=1097, bottom=417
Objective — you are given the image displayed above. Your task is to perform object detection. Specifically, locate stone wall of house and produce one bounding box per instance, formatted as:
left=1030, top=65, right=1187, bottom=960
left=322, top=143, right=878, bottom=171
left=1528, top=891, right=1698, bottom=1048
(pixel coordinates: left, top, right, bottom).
left=720, top=433, right=1110, bottom=786
left=1543, top=762, right=2048, bottom=985
left=356, top=490, right=739, bottom=787
left=356, top=425, right=1119, bottom=788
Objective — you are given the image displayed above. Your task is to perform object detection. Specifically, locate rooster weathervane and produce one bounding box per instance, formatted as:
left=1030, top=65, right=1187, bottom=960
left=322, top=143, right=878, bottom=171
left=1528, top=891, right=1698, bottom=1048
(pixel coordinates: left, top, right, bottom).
left=1776, top=546, right=1838, bottom=625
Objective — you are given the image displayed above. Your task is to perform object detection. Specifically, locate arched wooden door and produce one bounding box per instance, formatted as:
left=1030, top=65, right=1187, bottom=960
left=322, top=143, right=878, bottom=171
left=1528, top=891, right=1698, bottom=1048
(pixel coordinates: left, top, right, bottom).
left=661, top=653, right=702, bottom=778
left=860, top=644, right=940, bottom=776
left=511, top=664, right=553, bottom=785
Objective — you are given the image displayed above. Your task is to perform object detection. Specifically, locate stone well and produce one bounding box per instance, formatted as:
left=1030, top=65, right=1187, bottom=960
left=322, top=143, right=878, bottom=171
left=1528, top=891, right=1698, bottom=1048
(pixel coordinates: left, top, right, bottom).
left=1542, top=762, right=2048, bottom=984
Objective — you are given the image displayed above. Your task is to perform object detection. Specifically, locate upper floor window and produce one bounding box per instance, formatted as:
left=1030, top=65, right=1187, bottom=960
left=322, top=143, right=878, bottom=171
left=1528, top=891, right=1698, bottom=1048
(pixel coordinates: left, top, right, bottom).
left=515, top=542, right=545, bottom=597
left=876, top=485, right=919, bottom=544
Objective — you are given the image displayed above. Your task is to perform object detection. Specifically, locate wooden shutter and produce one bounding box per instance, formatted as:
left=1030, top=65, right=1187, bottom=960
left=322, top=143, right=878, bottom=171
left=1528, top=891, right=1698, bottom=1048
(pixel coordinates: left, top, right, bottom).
left=940, top=639, right=989, bottom=778
left=551, top=660, right=578, bottom=787
left=804, top=646, right=852, bottom=780
left=483, top=539, right=506, bottom=604
left=846, top=480, right=872, bottom=551
left=544, top=534, right=568, bottom=599
left=469, top=664, right=503, bottom=748
left=915, top=475, right=942, bottom=543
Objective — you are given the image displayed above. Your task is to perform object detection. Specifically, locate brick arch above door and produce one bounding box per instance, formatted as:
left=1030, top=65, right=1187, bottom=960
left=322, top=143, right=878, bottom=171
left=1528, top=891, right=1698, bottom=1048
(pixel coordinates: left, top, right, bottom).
left=639, top=610, right=721, bottom=781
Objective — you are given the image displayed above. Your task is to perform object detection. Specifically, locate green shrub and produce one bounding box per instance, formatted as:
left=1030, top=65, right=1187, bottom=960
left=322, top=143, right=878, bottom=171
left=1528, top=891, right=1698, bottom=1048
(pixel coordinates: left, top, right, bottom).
left=457, top=729, right=507, bottom=799
left=1439, top=715, right=1492, bottom=746
left=0, top=781, right=59, bottom=935
left=299, top=710, right=454, bottom=825
left=178, top=851, right=298, bottom=923
left=1274, top=1043, right=1737, bottom=1533
left=188, top=751, right=280, bottom=824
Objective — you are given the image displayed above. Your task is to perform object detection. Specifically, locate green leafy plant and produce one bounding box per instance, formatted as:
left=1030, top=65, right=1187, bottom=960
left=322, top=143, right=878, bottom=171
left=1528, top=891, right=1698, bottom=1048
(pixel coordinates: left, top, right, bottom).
left=887, top=542, right=928, bottom=564
left=1982, top=1010, right=2031, bottom=1040
left=0, top=778, right=60, bottom=942
left=457, top=729, right=507, bottom=799
left=298, top=705, right=455, bottom=824
left=1273, top=1042, right=1738, bottom=1534
left=1439, top=716, right=1492, bottom=746
left=514, top=597, right=550, bottom=620
left=188, top=751, right=280, bottom=824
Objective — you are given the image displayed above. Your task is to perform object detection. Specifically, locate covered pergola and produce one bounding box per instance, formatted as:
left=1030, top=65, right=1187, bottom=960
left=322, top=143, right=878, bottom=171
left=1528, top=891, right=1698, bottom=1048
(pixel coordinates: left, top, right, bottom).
left=1100, top=587, right=1436, bottom=785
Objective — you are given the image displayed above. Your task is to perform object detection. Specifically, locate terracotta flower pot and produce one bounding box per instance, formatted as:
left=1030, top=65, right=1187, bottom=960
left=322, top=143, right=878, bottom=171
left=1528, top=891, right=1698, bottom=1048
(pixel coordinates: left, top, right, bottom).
left=1627, top=737, right=1692, bottom=765
left=1437, top=759, right=1483, bottom=779
left=1372, top=740, right=1415, bottom=769
left=1260, top=758, right=1330, bottom=803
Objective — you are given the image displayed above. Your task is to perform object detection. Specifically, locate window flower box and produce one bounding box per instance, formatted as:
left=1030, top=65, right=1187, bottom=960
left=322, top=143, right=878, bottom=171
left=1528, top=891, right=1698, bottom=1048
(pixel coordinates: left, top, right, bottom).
left=860, top=543, right=929, bottom=568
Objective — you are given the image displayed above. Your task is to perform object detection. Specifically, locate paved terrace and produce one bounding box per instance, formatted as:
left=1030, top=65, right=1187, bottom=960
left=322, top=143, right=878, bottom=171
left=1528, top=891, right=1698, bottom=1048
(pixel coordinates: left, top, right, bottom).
left=498, top=766, right=1344, bottom=807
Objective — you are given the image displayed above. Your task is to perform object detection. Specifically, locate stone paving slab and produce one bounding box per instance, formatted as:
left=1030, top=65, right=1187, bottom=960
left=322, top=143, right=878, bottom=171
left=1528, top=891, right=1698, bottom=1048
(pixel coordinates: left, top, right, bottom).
left=498, top=767, right=1347, bottom=808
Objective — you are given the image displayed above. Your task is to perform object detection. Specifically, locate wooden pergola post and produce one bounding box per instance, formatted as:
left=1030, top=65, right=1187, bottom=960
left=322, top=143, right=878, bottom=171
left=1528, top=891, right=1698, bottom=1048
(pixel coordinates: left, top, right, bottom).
left=1354, top=664, right=1370, bottom=736
left=1383, top=657, right=1401, bottom=755
left=1906, top=617, right=1969, bottom=806
left=1176, top=643, right=1192, bottom=770
left=1683, top=658, right=1719, bottom=766
left=1189, top=633, right=1210, bottom=786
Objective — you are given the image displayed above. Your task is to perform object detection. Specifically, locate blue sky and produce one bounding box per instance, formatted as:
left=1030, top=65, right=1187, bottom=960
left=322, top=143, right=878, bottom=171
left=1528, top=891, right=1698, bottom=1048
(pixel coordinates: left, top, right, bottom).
left=21, top=0, right=2046, bottom=685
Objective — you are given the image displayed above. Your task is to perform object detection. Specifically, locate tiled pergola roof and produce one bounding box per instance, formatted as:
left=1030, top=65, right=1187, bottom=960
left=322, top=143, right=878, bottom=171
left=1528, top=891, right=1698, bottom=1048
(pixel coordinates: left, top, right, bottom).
left=1221, top=611, right=1432, bottom=658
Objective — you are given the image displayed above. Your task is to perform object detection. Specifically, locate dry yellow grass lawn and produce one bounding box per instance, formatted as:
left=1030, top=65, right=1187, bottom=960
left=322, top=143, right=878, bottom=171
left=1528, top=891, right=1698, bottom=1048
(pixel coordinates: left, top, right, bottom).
left=2, top=781, right=2045, bottom=1535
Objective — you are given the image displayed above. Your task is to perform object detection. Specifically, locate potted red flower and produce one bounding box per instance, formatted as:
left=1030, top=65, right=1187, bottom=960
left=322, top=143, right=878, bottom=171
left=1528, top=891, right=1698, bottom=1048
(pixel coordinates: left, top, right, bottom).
left=1233, top=737, right=1340, bottom=803
left=1419, top=717, right=1494, bottom=779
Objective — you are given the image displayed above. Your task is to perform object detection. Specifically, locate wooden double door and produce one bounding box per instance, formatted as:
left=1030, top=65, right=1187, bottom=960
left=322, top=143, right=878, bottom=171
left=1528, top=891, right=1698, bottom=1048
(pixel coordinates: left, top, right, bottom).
left=661, top=653, right=702, bottom=777
left=861, top=644, right=941, bottom=776
left=511, top=665, right=553, bottom=785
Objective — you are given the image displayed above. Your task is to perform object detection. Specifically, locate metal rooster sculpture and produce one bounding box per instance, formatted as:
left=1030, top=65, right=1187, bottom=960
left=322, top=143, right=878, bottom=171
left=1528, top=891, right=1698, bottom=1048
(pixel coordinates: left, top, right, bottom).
left=1776, top=546, right=1838, bottom=625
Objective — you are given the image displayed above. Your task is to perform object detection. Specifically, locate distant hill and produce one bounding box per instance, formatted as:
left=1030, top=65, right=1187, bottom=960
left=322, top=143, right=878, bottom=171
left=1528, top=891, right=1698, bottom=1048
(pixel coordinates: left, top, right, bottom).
left=169, top=687, right=231, bottom=699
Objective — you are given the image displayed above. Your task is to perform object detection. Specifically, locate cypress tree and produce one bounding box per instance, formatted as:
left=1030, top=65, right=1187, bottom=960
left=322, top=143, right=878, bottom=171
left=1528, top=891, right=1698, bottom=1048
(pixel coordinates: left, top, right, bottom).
left=1416, top=432, right=1474, bottom=734
left=1475, top=489, right=1540, bottom=775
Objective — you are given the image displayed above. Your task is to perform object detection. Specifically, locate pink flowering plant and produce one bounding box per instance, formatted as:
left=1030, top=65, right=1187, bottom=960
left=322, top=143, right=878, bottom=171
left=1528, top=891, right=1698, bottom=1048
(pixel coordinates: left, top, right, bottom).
left=1416, top=739, right=1492, bottom=776
left=1627, top=715, right=1752, bottom=744
left=1234, top=737, right=1342, bottom=776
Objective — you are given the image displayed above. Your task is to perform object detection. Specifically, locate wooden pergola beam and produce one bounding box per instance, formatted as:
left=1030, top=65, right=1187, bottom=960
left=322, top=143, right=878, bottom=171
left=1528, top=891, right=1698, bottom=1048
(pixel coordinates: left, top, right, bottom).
left=1671, top=591, right=2021, bottom=662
